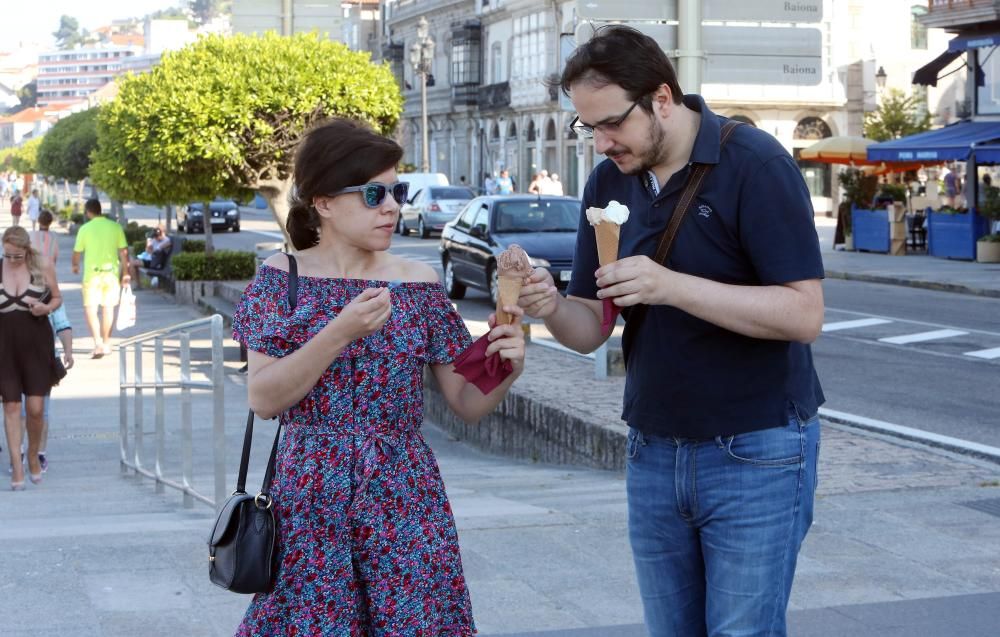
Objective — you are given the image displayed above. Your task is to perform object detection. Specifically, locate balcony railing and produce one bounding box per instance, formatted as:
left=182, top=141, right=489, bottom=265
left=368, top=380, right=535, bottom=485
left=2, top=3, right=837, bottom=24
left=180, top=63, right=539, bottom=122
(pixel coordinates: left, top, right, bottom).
left=453, top=84, right=479, bottom=106
left=923, top=0, right=1000, bottom=28
left=478, top=81, right=510, bottom=111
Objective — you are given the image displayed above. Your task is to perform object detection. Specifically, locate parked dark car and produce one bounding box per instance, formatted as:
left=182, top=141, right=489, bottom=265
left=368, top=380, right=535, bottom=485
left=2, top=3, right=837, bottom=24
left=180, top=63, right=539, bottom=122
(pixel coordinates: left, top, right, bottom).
left=399, top=186, right=476, bottom=238
left=179, top=197, right=241, bottom=233
left=439, top=195, right=580, bottom=303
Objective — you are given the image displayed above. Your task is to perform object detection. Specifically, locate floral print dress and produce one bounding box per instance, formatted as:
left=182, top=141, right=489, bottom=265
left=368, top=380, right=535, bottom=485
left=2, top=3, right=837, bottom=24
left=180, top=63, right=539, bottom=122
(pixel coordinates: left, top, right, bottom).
left=232, top=264, right=475, bottom=637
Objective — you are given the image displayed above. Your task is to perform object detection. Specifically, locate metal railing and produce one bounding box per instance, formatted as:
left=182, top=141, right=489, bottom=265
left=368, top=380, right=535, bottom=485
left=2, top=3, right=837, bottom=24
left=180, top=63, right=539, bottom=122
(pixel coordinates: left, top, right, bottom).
left=118, top=314, right=225, bottom=508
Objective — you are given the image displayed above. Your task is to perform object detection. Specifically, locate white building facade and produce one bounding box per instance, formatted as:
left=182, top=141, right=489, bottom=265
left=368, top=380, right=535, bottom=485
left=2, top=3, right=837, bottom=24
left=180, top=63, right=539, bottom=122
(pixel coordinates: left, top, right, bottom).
left=382, top=1, right=962, bottom=207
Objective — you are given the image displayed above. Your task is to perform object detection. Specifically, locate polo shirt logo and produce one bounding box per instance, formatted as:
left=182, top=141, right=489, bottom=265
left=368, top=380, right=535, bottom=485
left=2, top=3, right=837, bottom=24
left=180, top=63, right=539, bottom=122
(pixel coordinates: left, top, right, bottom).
left=697, top=204, right=713, bottom=218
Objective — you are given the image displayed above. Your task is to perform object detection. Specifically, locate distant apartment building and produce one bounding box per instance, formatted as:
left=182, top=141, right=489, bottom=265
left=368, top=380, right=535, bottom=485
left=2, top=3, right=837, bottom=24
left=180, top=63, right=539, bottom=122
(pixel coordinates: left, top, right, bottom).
left=36, top=45, right=139, bottom=107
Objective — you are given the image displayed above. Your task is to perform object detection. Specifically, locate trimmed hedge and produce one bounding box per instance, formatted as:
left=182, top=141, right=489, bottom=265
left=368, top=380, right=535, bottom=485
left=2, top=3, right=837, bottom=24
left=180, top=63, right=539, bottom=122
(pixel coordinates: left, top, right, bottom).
left=181, top=239, right=206, bottom=253
left=131, top=239, right=147, bottom=258
left=124, top=221, right=154, bottom=244
left=171, top=250, right=256, bottom=281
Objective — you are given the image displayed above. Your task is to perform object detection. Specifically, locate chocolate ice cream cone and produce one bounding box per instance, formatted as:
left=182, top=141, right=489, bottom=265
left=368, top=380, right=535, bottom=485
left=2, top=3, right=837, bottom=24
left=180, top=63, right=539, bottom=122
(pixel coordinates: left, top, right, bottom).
left=495, top=275, right=523, bottom=325
left=594, top=222, right=621, bottom=267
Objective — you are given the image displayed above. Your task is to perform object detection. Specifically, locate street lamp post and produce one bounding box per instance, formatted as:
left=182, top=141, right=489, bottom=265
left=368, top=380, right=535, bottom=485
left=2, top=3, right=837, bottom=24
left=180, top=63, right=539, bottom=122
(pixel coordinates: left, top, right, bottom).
left=409, top=17, right=435, bottom=173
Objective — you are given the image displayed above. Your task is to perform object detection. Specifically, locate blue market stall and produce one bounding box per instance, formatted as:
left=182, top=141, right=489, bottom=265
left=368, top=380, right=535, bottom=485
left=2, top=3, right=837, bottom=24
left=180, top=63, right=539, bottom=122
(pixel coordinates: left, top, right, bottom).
left=868, top=120, right=1000, bottom=259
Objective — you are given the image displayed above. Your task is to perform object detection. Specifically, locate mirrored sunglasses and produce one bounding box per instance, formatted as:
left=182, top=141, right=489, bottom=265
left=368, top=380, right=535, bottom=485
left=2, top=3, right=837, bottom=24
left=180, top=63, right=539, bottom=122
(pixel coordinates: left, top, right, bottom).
left=327, top=182, right=409, bottom=208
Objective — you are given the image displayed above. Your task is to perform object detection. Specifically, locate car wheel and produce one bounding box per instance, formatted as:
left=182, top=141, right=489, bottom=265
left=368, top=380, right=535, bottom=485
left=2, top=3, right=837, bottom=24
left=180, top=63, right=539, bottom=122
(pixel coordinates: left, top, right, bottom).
left=419, top=217, right=430, bottom=239
left=186, top=222, right=196, bottom=235
left=396, top=218, right=404, bottom=235
left=400, top=218, right=410, bottom=236
left=232, top=223, right=240, bottom=232
left=488, top=261, right=500, bottom=306
left=443, top=256, right=466, bottom=300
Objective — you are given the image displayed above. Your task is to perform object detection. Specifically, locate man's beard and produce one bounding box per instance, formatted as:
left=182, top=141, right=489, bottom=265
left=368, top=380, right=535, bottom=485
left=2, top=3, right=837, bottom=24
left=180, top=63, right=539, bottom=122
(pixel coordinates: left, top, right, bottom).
left=619, top=118, right=668, bottom=176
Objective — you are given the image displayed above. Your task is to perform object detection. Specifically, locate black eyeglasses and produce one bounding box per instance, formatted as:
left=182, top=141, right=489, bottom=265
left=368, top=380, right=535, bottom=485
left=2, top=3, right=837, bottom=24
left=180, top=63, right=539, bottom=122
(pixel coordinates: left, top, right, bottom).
left=326, top=181, right=409, bottom=208
left=568, top=99, right=641, bottom=139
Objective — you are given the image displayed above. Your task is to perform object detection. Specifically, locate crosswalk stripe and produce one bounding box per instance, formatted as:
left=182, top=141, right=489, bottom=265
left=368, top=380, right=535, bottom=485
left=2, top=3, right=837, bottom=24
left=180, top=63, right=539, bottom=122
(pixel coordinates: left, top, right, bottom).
left=821, top=318, right=892, bottom=332
left=965, top=347, right=1000, bottom=360
left=879, top=329, right=968, bottom=345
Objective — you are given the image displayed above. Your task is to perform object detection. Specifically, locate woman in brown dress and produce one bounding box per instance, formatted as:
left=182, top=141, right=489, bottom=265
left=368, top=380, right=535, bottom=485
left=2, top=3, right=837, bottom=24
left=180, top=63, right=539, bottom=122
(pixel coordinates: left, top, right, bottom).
left=1, top=226, right=62, bottom=490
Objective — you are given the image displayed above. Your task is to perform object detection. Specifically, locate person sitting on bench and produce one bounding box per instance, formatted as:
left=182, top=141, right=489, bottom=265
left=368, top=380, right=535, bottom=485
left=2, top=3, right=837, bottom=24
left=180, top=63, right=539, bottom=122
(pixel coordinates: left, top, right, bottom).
left=128, top=224, right=172, bottom=284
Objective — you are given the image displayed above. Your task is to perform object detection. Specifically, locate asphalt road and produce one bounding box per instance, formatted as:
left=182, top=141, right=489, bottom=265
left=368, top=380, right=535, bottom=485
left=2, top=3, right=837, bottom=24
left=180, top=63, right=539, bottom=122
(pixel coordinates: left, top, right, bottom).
left=126, top=203, right=1000, bottom=448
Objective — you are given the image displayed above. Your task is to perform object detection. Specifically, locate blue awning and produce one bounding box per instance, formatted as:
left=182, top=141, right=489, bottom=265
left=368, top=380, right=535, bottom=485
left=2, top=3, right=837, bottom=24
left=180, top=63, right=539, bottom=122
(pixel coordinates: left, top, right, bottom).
left=948, top=32, right=1000, bottom=52
left=912, top=49, right=963, bottom=87
left=974, top=144, right=1000, bottom=164
left=867, top=120, right=1000, bottom=162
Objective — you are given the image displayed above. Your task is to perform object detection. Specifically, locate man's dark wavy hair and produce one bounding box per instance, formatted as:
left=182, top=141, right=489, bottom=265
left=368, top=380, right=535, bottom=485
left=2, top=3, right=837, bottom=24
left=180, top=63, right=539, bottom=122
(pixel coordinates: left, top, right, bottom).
left=559, top=25, right=683, bottom=112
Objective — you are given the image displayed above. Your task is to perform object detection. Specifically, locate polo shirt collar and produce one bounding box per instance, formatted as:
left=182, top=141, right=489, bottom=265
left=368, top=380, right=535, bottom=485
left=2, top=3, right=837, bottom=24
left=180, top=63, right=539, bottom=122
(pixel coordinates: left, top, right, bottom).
left=683, top=94, right=722, bottom=165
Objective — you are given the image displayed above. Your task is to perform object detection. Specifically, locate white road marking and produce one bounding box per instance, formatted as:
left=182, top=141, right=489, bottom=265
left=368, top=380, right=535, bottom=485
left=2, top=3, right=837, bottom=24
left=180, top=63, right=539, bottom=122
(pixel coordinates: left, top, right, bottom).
left=879, top=329, right=968, bottom=345
left=965, top=346, right=1000, bottom=360
left=821, top=318, right=893, bottom=332
left=819, top=407, right=1000, bottom=463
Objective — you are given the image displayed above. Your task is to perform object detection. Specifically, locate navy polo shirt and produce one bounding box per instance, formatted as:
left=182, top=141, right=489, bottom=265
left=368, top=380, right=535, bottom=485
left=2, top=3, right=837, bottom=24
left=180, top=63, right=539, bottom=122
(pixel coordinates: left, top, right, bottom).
left=567, top=94, right=825, bottom=438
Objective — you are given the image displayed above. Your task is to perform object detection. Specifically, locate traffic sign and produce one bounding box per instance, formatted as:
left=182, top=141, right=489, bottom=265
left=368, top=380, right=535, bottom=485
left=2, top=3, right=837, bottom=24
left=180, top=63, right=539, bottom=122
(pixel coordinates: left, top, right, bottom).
left=578, top=0, right=823, bottom=24
left=573, top=22, right=822, bottom=86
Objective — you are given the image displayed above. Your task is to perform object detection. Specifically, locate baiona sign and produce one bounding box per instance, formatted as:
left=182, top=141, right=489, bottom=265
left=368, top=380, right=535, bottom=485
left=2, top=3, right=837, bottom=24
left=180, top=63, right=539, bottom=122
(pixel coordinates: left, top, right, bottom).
left=574, top=22, right=823, bottom=86
left=578, top=0, right=823, bottom=23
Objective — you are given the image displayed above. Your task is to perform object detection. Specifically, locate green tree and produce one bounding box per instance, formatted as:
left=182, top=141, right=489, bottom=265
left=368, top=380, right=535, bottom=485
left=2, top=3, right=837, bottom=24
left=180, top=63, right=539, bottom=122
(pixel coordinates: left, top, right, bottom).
left=36, top=108, right=99, bottom=207
left=190, top=0, right=222, bottom=24
left=864, top=89, right=933, bottom=142
left=53, top=15, right=85, bottom=50
left=4, top=138, right=43, bottom=174
left=17, top=80, right=37, bottom=109
left=91, top=32, right=402, bottom=250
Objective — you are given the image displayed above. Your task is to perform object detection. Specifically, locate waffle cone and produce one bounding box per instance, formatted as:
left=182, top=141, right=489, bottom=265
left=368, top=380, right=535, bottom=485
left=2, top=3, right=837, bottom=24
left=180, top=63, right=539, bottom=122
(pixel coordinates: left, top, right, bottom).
left=593, top=222, right=621, bottom=267
left=495, top=275, right=523, bottom=325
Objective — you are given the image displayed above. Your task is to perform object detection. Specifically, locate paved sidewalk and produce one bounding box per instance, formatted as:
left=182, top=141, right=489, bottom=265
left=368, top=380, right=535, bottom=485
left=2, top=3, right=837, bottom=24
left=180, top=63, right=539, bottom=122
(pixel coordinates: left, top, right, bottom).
left=815, top=217, right=1000, bottom=297
left=2, top=214, right=999, bottom=636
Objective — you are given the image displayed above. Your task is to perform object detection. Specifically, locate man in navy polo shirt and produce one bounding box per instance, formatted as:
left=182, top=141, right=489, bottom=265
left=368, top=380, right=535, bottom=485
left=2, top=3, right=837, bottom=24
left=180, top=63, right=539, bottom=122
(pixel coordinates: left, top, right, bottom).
left=519, top=26, right=825, bottom=637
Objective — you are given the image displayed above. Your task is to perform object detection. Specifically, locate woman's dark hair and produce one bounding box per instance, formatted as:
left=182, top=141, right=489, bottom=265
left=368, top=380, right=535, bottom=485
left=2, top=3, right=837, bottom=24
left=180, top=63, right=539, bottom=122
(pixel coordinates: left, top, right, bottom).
left=38, top=209, right=54, bottom=228
left=559, top=25, right=683, bottom=111
left=287, top=118, right=404, bottom=250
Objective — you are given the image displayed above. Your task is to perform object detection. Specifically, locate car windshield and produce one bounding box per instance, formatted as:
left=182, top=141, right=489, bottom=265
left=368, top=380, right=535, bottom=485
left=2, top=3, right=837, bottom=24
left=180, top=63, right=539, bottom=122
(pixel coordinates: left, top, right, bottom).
left=430, top=187, right=475, bottom=200
left=493, top=200, right=579, bottom=233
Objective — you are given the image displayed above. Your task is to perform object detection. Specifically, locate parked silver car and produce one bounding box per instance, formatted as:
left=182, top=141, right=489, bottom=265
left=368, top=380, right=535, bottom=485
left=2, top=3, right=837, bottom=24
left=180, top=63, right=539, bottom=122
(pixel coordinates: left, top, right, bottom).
left=398, top=186, right=476, bottom=238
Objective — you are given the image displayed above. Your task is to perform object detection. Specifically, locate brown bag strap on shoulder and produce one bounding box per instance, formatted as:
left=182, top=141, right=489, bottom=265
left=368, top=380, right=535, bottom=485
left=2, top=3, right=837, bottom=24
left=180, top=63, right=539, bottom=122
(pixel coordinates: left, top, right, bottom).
left=621, top=120, right=743, bottom=366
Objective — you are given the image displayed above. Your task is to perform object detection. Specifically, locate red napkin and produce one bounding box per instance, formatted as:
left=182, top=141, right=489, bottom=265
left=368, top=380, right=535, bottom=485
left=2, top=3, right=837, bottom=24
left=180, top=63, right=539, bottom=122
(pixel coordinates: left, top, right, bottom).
left=601, top=297, right=620, bottom=337
left=453, top=333, right=513, bottom=395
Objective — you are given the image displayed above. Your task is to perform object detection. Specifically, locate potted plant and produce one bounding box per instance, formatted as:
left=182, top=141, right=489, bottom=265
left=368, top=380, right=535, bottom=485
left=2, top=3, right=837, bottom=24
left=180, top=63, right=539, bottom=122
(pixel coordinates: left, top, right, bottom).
left=838, top=168, right=879, bottom=251
left=976, top=184, right=1000, bottom=263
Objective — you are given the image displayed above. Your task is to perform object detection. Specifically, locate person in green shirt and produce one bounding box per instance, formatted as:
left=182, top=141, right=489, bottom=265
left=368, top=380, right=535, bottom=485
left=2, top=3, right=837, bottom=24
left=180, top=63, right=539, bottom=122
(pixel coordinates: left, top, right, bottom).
left=71, top=199, right=129, bottom=358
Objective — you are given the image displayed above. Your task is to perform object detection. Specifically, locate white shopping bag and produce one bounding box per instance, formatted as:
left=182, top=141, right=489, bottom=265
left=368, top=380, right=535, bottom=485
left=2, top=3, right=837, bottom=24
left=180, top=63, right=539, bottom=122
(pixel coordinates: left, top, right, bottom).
left=116, top=284, right=137, bottom=332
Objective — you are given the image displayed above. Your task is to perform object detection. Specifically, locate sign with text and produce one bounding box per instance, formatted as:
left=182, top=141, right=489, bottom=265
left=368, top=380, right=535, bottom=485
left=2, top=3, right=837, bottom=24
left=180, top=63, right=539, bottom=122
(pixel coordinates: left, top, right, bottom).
left=578, top=0, right=822, bottom=24
left=574, top=22, right=822, bottom=86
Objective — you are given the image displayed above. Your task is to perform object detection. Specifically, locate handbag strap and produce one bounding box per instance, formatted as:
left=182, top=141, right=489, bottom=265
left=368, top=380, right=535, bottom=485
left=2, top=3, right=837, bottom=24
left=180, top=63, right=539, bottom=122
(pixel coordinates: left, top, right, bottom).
left=622, top=120, right=742, bottom=358
left=234, top=253, right=298, bottom=497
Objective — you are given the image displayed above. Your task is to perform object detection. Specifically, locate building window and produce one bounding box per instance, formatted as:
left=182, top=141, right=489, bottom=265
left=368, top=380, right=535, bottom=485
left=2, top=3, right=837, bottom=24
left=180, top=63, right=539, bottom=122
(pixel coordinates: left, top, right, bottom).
left=451, top=26, right=482, bottom=86
left=976, top=46, right=1000, bottom=115
left=911, top=6, right=928, bottom=50
left=491, top=43, right=502, bottom=83
left=793, top=116, right=832, bottom=140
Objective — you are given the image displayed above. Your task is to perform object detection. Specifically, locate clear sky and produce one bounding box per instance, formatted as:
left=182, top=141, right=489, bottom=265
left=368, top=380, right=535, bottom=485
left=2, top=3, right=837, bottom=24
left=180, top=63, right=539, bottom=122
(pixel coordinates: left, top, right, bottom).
left=2, top=0, right=184, bottom=50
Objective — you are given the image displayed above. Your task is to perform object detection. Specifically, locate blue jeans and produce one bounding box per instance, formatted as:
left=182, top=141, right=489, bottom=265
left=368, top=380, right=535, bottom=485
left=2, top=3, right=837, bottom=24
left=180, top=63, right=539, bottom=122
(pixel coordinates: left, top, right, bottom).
left=626, top=407, right=820, bottom=637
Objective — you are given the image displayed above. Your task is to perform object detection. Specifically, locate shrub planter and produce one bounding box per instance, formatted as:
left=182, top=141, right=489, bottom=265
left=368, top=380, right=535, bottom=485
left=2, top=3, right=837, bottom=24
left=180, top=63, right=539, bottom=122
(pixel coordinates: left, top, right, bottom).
left=928, top=209, right=989, bottom=260
left=976, top=239, right=1000, bottom=263
left=174, top=280, right=215, bottom=305
left=851, top=206, right=890, bottom=253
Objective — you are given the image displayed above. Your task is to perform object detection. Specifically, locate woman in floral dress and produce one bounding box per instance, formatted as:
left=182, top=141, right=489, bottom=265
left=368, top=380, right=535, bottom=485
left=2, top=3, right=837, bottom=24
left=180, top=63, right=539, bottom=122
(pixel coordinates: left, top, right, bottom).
left=232, top=118, right=526, bottom=636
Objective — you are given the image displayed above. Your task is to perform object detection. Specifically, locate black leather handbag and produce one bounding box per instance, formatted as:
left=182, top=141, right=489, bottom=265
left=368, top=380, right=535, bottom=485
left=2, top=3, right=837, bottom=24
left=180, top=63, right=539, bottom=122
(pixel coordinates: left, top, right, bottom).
left=208, top=254, right=298, bottom=594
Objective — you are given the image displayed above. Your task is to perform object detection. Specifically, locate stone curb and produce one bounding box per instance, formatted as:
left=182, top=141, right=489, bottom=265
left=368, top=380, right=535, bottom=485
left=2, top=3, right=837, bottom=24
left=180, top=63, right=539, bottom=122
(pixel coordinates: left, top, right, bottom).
left=825, top=269, right=1000, bottom=299
left=423, top=370, right=626, bottom=471
left=819, top=407, right=1000, bottom=465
